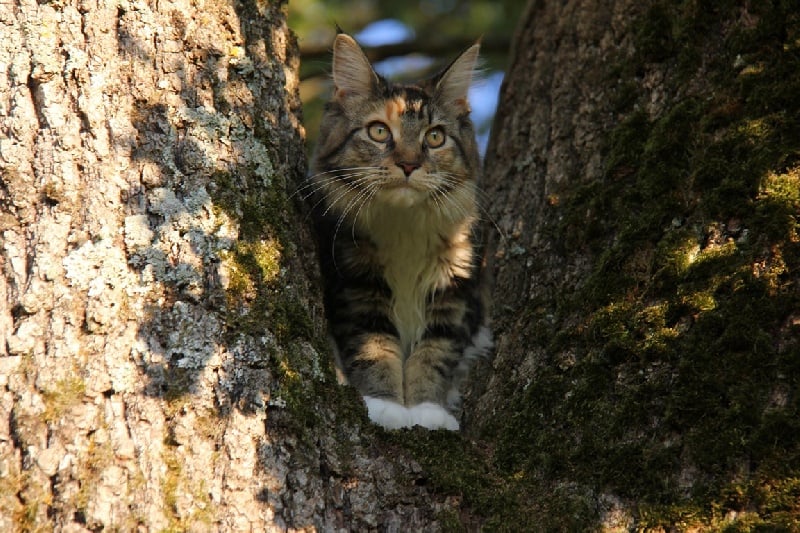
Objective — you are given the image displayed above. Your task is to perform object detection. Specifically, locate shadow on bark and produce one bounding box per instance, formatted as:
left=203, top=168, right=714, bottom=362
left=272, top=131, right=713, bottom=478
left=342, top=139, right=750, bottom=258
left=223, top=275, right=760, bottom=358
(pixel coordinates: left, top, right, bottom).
left=109, top=0, right=465, bottom=529
left=473, top=1, right=800, bottom=529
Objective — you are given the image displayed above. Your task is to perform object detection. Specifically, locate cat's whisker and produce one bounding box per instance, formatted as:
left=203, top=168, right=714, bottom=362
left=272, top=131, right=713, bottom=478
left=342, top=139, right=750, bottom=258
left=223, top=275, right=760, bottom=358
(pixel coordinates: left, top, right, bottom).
left=429, top=173, right=469, bottom=192
left=423, top=173, right=471, bottom=214
left=435, top=185, right=473, bottom=224
left=468, top=197, right=508, bottom=244
left=335, top=181, right=377, bottom=229
left=305, top=166, right=386, bottom=182
left=436, top=172, right=495, bottom=203
left=293, top=170, right=380, bottom=200
left=303, top=175, right=378, bottom=226
left=330, top=182, right=381, bottom=270
left=336, top=182, right=379, bottom=245
left=427, top=186, right=444, bottom=210
left=294, top=168, right=371, bottom=192
left=431, top=172, right=508, bottom=244
left=428, top=187, right=454, bottom=222
left=316, top=174, right=379, bottom=216
left=291, top=166, right=383, bottom=198
left=297, top=176, right=364, bottom=205
left=351, top=185, right=381, bottom=243
left=304, top=167, right=384, bottom=185
left=301, top=173, right=377, bottom=204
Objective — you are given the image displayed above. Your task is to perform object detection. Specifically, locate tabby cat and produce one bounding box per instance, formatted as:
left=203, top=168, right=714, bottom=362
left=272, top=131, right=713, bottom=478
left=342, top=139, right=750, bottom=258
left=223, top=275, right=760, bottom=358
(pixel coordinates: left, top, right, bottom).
left=308, top=33, right=492, bottom=430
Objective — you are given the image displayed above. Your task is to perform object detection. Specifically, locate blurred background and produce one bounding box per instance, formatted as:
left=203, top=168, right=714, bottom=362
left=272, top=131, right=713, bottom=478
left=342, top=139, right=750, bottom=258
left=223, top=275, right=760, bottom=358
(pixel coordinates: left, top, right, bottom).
left=289, top=0, right=527, bottom=158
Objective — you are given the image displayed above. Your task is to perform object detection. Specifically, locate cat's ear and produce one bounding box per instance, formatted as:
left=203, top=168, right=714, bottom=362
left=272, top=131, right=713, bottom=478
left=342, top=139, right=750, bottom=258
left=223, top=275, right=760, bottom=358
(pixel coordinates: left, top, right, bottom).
left=332, top=34, right=379, bottom=98
left=434, top=43, right=480, bottom=108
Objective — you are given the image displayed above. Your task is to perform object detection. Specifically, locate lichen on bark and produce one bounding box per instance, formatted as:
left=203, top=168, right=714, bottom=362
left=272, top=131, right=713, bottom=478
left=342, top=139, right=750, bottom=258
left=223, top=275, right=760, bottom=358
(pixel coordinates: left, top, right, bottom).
left=1, top=0, right=459, bottom=530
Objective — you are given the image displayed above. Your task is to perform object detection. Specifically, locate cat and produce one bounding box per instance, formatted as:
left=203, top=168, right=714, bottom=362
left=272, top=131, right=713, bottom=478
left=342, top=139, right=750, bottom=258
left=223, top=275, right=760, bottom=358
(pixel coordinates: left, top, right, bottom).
left=307, top=33, right=492, bottom=430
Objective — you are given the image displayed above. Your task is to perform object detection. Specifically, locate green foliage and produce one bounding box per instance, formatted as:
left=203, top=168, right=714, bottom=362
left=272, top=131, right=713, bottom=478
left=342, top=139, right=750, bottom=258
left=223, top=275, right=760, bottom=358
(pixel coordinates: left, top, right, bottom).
left=290, top=0, right=525, bottom=54
left=291, top=0, right=524, bottom=154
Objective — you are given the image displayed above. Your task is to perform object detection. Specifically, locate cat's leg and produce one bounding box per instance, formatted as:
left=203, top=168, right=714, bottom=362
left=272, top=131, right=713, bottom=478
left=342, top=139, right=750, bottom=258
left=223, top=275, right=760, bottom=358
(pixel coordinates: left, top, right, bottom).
left=404, top=337, right=462, bottom=430
left=337, top=331, right=408, bottom=428
left=403, top=280, right=484, bottom=430
left=340, top=332, right=404, bottom=399
left=323, top=241, right=411, bottom=428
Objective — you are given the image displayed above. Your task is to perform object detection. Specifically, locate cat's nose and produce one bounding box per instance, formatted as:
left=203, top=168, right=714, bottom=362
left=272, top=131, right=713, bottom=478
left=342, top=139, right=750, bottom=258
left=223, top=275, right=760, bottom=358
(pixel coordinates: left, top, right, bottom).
left=396, top=161, right=421, bottom=177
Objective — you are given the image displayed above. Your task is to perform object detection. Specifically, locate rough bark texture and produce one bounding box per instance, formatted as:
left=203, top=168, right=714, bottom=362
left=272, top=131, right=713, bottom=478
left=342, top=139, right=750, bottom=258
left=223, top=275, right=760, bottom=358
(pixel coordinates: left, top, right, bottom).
left=468, top=0, right=799, bottom=529
left=1, top=0, right=455, bottom=530
left=3, top=0, right=798, bottom=530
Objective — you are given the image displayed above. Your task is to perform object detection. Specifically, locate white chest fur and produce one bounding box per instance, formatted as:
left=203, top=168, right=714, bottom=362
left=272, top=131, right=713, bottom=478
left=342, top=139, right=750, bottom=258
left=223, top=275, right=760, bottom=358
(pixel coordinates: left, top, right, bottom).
left=363, top=199, right=475, bottom=356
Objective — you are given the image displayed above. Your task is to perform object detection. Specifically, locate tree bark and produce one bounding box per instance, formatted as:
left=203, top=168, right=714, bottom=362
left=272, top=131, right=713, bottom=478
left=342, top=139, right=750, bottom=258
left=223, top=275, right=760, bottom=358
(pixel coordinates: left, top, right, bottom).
left=3, top=0, right=798, bottom=530
left=471, top=0, right=799, bottom=528
left=1, top=0, right=453, bottom=530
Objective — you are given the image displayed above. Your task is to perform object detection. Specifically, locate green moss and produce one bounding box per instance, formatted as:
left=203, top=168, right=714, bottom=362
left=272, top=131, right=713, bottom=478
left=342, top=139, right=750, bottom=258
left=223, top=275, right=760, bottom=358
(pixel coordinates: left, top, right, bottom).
left=75, top=429, right=116, bottom=519
left=441, top=2, right=800, bottom=530
left=384, top=429, right=542, bottom=530
left=520, top=3, right=800, bottom=528
left=41, top=376, right=86, bottom=423
left=758, top=168, right=800, bottom=241
left=634, top=3, right=677, bottom=63
left=161, top=442, right=183, bottom=532
left=159, top=369, right=193, bottom=407
left=211, top=168, right=318, bottom=351
left=8, top=469, right=49, bottom=533
left=209, top=152, right=342, bottom=452
left=157, top=405, right=220, bottom=530
left=436, top=509, right=463, bottom=533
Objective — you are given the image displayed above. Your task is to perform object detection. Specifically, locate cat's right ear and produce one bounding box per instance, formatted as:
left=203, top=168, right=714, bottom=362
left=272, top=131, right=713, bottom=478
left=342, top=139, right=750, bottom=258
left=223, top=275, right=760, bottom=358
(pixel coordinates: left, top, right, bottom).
left=332, top=34, right=379, bottom=98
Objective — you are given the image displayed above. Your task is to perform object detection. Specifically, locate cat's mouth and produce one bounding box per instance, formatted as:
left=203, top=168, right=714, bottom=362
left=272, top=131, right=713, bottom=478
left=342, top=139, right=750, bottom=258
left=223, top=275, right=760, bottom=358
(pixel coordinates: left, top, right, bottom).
left=381, top=172, right=429, bottom=190
left=383, top=179, right=418, bottom=189
left=377, top=178, right=431, bottom=207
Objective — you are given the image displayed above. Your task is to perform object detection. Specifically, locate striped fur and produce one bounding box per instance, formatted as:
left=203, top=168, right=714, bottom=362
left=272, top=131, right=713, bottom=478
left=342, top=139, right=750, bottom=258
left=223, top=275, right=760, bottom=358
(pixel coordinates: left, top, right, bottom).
left=309, top=34, right=491, bottom=430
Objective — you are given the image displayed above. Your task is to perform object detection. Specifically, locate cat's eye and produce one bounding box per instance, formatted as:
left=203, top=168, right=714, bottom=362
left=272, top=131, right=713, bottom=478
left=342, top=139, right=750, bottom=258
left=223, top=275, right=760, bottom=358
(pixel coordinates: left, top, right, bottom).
left=367, top=122, right=392, bottom=143
left=424, top=127, right=446, bottom=148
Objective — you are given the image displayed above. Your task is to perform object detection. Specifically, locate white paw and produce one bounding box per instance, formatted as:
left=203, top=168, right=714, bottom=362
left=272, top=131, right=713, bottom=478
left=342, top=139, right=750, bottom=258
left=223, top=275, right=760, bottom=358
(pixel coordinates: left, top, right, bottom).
left=363, top=396, right=410, bottom=429
left=408, top=402, right=459, bottom=431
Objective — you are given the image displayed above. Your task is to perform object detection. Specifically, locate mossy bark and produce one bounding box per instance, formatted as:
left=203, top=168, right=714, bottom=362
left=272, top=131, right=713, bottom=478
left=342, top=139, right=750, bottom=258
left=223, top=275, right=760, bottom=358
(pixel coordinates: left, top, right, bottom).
left=0, top=0, right=454, bottom=530
left=3, top=0, right=798, bottom=530
left=464, top=0, right=799, bottom=528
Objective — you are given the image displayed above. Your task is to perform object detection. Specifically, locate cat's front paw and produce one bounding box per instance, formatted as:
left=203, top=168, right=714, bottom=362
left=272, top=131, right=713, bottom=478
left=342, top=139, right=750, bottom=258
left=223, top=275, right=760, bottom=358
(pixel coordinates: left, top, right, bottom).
left=363, top=396, right=410, bottom=429
left=408, top=402, right=459, bottom=430
left=363, top=397, right=459, bottom=431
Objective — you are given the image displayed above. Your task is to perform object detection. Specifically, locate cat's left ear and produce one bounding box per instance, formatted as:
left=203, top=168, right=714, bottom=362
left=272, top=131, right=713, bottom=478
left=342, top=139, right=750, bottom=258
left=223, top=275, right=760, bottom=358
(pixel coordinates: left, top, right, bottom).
left=434, top=43, right=480, bottom=109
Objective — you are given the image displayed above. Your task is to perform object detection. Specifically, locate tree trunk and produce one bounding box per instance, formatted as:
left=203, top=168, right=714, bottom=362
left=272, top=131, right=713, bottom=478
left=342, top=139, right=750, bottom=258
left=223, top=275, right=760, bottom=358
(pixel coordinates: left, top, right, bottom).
left=470, top=0, right=799, bottom=528
left=3, top=0, right=798, bottom=530
left=1, top=0, right=453, bottom=530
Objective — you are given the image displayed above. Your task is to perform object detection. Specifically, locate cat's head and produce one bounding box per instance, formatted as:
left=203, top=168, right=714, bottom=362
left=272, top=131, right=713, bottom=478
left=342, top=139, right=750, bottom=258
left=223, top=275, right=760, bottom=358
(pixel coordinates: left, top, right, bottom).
left=312, top=33, right=481, bottom=211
